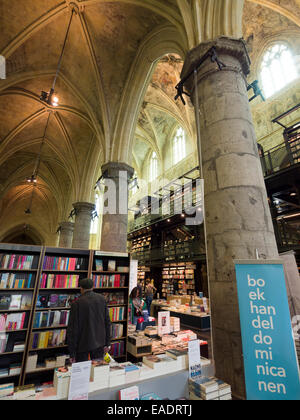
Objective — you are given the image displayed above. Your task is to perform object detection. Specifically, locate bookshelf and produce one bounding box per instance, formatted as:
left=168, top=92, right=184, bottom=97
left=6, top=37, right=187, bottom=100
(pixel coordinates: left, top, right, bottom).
left=0, top=243, right=43, bottom=387
left=0, top=245, right=131, bottom=385
left=22, top=247, right=90, bottom=385
left=161, top=263, right=196, bottom=298
left=91, top=250, right=130, bottom=362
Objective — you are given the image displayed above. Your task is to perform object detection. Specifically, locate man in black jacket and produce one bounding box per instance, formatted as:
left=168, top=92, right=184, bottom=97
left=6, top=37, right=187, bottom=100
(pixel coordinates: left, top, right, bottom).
left=66, top=278, right=111, bottom=363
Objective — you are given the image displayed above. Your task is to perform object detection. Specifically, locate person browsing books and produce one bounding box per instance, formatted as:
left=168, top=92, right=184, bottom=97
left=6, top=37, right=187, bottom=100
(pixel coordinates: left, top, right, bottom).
left=66, top=278, right=111, bottom=363
left=145, top=279, right=157, bottom=315
left=130, top=287, right=144, bottom=326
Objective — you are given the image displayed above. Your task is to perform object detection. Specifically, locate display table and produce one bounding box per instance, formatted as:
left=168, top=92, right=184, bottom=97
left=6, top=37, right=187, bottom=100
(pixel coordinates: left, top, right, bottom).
left=151, top=301, right=211, bottom=332
left=88, top=363, right=214, bottom=400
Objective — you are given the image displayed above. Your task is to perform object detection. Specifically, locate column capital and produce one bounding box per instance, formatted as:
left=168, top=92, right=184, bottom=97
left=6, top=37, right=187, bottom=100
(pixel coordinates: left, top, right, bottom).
left=181, top=37, right=251, bottom=94
left=101, top=161, right=134, bottom=180
left=72, top=201, right=95, bottom=215
left=58, top=221, right=74, bottom=232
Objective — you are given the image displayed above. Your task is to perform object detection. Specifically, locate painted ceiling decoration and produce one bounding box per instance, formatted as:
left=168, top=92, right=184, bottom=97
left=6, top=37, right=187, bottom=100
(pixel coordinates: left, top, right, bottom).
left=0, top=0, right=299, bottom=244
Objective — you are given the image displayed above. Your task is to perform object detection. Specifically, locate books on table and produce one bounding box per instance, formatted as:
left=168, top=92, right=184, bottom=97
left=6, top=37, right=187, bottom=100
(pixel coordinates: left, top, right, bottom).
left=189, top=376, right=232, bottom=401
left=119, top=385, right=139, bottom=400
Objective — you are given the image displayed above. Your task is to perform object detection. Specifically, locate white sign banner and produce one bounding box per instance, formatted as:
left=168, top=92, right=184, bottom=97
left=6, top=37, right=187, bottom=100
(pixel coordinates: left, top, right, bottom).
left=188, top=339, right=202, bottom=379
left=68, top=361, right=91, bottom=400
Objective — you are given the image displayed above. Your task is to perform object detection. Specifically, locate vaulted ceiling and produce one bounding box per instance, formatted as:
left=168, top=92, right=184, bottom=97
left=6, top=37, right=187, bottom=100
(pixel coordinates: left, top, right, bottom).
left=0, top=0, right=299, bottom=245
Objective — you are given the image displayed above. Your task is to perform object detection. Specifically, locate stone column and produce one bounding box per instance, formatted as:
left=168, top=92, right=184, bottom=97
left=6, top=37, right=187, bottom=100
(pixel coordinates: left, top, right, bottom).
left=181, top=37, right=279, bottom=399
left=58, top=221, right=74, bottom=248
left=100, top=162, right=134, bottom=253
left=72, top=202, right=95, bottom=249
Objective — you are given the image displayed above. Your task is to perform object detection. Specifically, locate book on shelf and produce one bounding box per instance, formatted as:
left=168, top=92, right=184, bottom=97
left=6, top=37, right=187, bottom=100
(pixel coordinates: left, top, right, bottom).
left=110, top=323, right=124, bottom=339
left=92, top=274, right=126, bottom=288
left=0, top=295, right=11, bottom=310
left=108, top=260, right=116, bottom=272
left=109, top=307, right=125, bottom=322
left=110, top=341, right=125, bottom=357
left=40, top=273, right=79, bottom=289
left=37, top=293, right=77, bottom=309
left=0, top=254, right=35, bottom=270
left=9, top=295, right=22, bottom=310
left=20, top=294, right=32, bottom=310
left=43, top=256, right=87, bottom=271
left=33, top=310, right=70, bottom=328
left=9, top=363, right=22, bottom=376
left=0, top=312, right=26, bottom=331
left=95, top=259, right=103, bottom=272
left=0, top=333, right=8, bottom=353
left=0, top=272, right=34, bottom=289
left=13, top=342, right=25, bottom=352
left=30, top=329, right=66, bottom=350
left=102, top=292, right=125, bottom=305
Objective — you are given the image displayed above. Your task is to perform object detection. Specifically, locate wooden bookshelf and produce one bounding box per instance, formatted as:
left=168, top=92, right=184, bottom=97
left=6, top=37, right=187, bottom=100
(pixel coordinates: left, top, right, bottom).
left=91, top=250, right=130, bottom=362
left=0, top=245, right=131, bottom=386
left=0, top=243, right=43, bottom=387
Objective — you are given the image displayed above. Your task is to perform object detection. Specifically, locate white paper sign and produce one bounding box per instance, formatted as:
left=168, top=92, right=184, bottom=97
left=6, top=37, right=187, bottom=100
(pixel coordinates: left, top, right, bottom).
left=188, top=339, right=202, bottom=379
left=68, top=361, right=91, bottom=400
left=158, top=311, right=170, bottom=336
left=129, top=259, right=138, bottom=293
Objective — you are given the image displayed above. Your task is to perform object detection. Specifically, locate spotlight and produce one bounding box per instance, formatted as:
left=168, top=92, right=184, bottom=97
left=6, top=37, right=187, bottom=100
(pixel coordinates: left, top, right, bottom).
left=52, top=96, right=59, bottom=107
left=26, top=174, right=37, bottom=184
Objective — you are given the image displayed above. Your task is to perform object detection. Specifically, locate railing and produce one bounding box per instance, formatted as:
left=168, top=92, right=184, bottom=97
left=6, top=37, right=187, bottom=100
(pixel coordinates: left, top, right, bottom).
left=130, top=239, right=206, bottom=264
left=261, top=138, right=300, bottom=177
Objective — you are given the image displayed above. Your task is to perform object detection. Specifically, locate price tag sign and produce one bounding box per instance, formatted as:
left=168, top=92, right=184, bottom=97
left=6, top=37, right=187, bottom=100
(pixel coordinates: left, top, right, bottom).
left=188, top=339, right=202, bottom=379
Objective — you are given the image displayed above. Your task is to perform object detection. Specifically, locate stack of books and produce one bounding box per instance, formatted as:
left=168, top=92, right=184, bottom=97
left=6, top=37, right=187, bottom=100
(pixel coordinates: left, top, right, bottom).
left=142, top=355, right=164, bottom=371
left=89, top=361, right=110, bottom=392
left=53, top=367, right=71, bottom=399
left=165, top=348, right=189, bottom=369
left=189, top=377, right=232, bottom=400
left=0, top=368, right=9, bottom=378
left=9, top=364, right=21, bottom=376
left=0, top=383, right=14, bottom=399
left=170, top=316, right=180, bottom=332
left=137, top=362, right=156, bottom=380
left=119, top=362, right=140, bottom=384
left=109, top=364, right=125, bottom=387
left=13, top=384, right=36, bottom=400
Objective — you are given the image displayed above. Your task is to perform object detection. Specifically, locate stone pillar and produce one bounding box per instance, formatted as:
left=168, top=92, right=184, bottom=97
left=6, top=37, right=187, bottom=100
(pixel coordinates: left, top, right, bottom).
left=58, top=221, right=74, bottom=248
left=72, top=202, right=95, bottom=249
left=100, top=162, right=134, bottom=253
left=181, top=37, right=279, bottom=399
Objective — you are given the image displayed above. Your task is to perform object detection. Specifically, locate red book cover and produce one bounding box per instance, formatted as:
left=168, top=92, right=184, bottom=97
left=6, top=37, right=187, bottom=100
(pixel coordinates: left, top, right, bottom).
left=20, top=312, right=26, bottom=329
left=21, top=255, right=26, bottom=270
left=8, top=255, right=15, bottom=269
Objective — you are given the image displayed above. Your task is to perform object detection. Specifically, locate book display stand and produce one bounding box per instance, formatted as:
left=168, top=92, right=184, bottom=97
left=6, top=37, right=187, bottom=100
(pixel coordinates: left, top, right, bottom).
left=0, top=244, right=130, bottom=386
